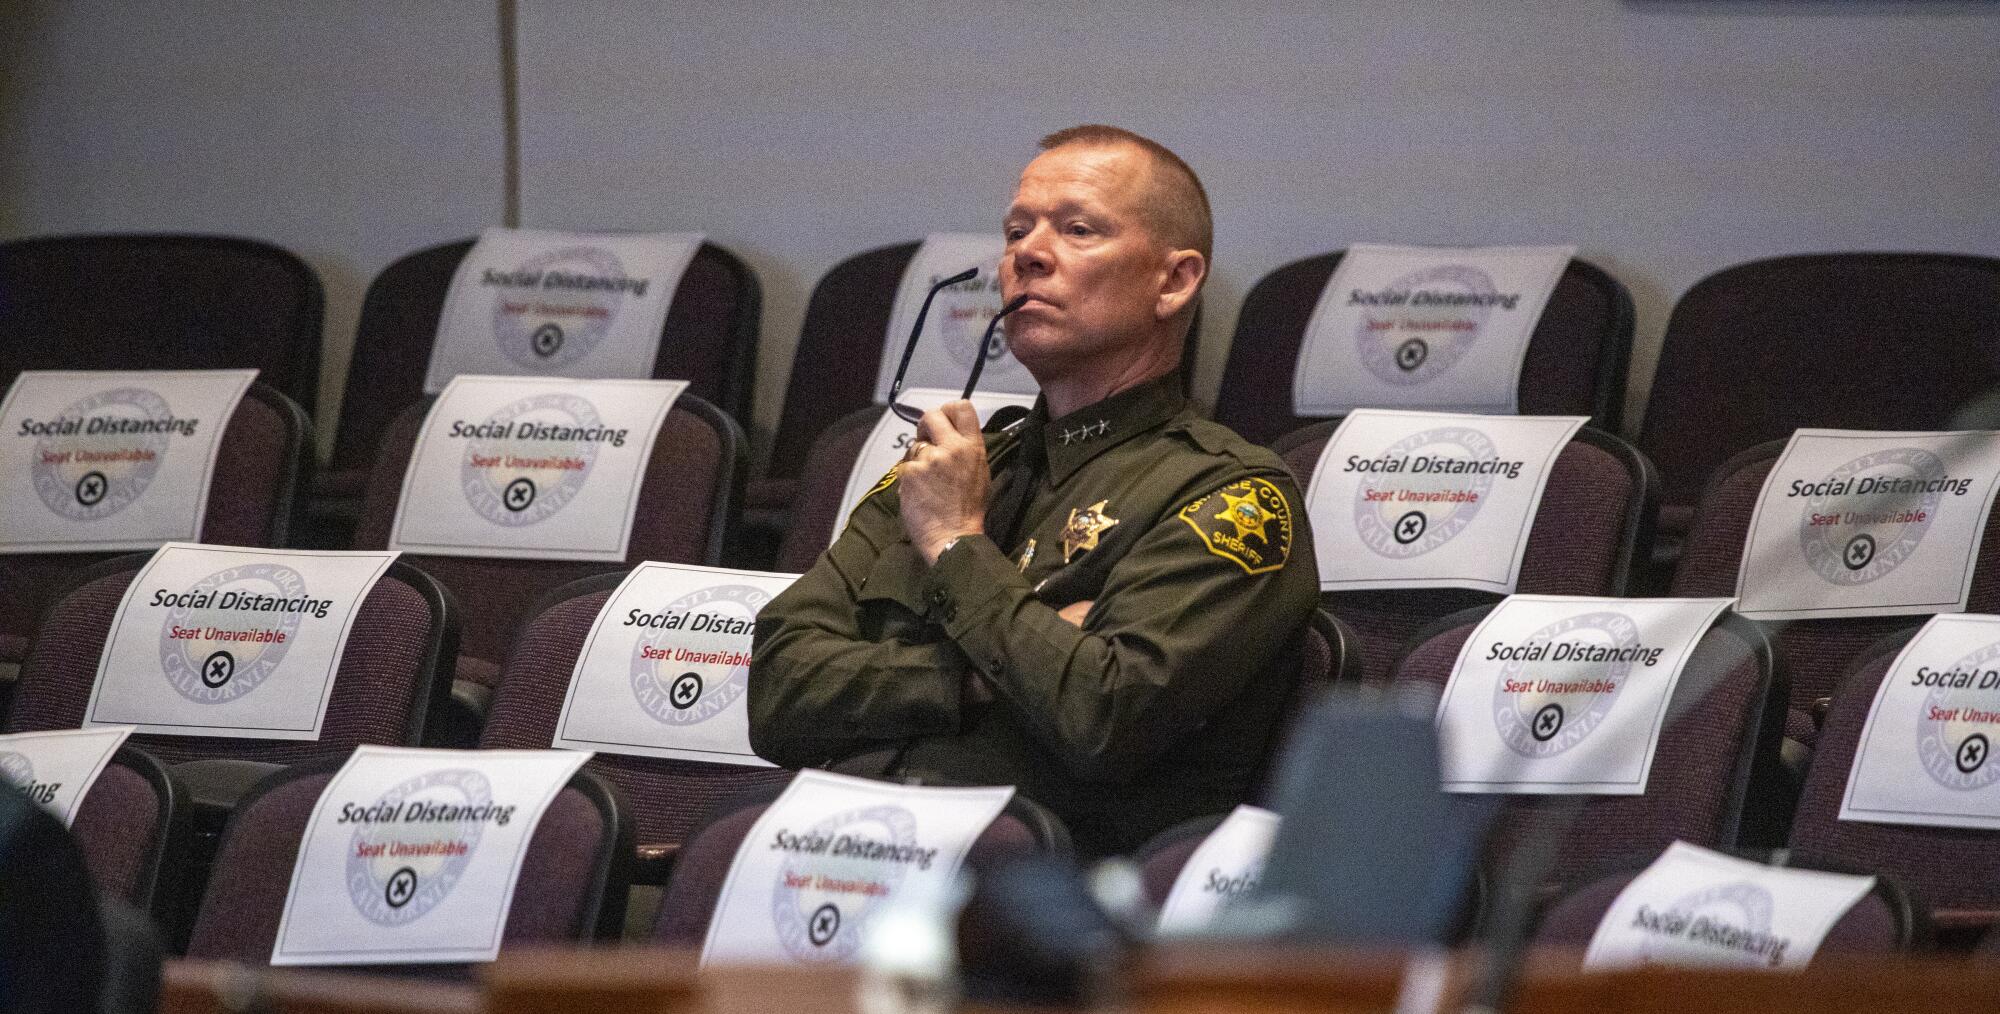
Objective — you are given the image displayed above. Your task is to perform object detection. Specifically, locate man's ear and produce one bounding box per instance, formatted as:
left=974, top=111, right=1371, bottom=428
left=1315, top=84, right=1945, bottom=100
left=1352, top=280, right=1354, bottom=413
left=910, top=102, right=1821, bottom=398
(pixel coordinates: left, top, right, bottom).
left=1155, top=249, right=1207, bottom=321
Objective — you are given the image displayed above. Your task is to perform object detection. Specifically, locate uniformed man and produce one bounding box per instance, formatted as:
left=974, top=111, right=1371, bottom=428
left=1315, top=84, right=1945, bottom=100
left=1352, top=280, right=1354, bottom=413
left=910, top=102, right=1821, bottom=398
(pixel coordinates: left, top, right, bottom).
left=750, top=125, right=1320, bottom=856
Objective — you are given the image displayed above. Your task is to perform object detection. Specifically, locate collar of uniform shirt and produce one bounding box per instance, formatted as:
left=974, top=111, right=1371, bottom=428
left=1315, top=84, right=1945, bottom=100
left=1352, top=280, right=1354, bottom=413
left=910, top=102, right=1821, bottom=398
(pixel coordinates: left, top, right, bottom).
left=1037, top=370, right=1188, bottom=486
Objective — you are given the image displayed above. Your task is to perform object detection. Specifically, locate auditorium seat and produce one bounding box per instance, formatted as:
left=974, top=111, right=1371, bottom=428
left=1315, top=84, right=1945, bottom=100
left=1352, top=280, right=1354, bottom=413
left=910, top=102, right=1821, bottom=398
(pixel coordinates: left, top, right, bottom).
left=1789, top=630, right=2000, bottom=947
left=310, top=238, right=760, bottom=543
left=0, top=234, right=325, bottom=417
left=649, top=780, right=1070, bottom=947
left=1532, top=857, right=1921, bottom=959
left=747, top=241, right=1199, bottom=538
left=477, top=573, right=792, bottom=883
left=1133, top=812, right=1232, bottom=910
left=184, top=756, right=630, bottom=965
left=67, top=746, right=187, bottom=919
left=1385, top=607, right=1781, bottom=887
left=351, top=394, right=742, bottom=738
left=1639, top=253, right=2000, bottom=553
left=1668, top=440, right=2000, bottom=748
left=1214, top=252, right=1633, bottom=447
left=0, top=382, right=312, bottom=682
left=771, top=405, right=887, bottom=573
left=6, top=556, right=455, bottom=771
left=1277, top=423, right=1656, bottom=684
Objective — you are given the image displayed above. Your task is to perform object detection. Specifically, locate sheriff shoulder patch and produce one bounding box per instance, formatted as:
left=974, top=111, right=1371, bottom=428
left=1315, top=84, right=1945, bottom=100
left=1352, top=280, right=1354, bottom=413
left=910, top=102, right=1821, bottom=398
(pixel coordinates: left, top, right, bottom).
left=1178, top=477, right=1294, bottom=575
left=856, top=463, right=900, bottom=508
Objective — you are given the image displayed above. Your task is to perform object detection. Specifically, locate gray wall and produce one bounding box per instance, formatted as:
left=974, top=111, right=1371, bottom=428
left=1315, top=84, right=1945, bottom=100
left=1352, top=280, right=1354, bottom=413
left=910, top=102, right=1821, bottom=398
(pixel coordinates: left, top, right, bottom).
left=5, top=1, right=1998, bottom=461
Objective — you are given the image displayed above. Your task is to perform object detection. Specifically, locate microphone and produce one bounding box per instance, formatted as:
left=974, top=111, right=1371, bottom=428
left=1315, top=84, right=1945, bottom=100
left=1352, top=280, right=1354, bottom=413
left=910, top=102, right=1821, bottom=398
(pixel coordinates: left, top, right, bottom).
left=886, top=267, right=980, bottom=423
left=960, top=293, right=1032, bottom=400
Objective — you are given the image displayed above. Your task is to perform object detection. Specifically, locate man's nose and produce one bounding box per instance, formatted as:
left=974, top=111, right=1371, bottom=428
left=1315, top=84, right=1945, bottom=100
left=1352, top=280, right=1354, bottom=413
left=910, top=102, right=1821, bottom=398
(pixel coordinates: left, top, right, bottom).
left=1010, top=223, right=1055, bottom=277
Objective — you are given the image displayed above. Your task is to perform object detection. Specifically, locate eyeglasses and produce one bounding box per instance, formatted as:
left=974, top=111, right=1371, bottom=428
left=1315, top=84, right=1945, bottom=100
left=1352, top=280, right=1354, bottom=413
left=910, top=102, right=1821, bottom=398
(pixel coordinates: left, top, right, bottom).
left=885, top=267, right=1032, bottom=424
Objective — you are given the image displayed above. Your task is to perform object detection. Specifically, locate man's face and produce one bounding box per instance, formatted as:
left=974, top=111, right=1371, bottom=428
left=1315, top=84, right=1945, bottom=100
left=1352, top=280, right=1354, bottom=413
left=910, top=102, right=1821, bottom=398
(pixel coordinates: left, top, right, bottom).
left=1000, top=143, right=1172, bottom=377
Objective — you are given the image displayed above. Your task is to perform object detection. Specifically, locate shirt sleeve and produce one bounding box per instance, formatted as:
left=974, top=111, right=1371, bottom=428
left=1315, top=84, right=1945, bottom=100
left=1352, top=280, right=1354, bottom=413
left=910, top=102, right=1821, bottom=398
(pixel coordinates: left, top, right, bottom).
left=747, top=484, right=969, bottom=768
left=919, top=469, right=1319, bottom=784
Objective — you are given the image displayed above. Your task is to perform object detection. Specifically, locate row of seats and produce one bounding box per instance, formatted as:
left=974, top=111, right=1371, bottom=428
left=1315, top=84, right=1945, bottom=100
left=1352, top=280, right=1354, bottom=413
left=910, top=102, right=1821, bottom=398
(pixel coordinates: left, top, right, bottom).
left=4, top=235, right=1998, bottom=551
left=1, top=373, right=1987, bottom=812
left=13, top=553, right=1980, bottom=965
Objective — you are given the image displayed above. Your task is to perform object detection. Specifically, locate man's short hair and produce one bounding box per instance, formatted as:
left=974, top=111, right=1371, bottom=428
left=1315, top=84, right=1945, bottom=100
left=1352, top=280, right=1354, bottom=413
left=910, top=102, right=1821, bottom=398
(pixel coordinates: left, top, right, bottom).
left=1039, top=125, right=1213, bottom=265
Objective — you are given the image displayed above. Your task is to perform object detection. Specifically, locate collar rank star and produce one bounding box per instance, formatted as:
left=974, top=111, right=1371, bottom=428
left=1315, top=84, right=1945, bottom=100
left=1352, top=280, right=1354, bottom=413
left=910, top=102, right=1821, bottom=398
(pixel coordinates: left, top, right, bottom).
left=1058, top=419, right=1111, bottom=447
left=1060, top=501, right=1119, bottom=563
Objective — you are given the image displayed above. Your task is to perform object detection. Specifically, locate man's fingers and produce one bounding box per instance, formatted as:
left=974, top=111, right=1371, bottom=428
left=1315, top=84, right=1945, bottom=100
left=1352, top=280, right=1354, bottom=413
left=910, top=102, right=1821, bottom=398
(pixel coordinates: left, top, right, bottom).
left=918, top=401, right=981, bottom=447
left=1057, top=600, right=1093, bottom=627
left=940, top=400, right=981, bottom=438
left=916, top=406, right=954, bottom=447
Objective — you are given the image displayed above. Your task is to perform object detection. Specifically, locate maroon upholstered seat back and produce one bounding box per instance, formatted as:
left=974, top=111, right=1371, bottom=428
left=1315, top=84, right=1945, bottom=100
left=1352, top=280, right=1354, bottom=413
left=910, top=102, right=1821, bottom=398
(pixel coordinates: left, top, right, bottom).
left=1134, top=813, right=1233, bottom=908
left=352, top=395, right=741, bottom=679
left=0, top=234, right=324, bottom=414
left=324, top=238, right=760, bottom=493
left=1533, top=862, right=1915, bottom=957
left=68, top=747, right=181, bottom=913
left=6, top=562, right=453, bottom=766
left=1670, top=442, right=2000, bottom=745
left=650, top=784, right=1067, bottom=947
left=1640, top=253, right=2000, bottom=536
left=479, top=579, right=792, bottom=849
left=186, top=760, right=628, bottom=963
left=758, top=243, right=922, bottom=507
left=1214, top=253, right=1633, bottom=447
left=773, top=406, right=895, bottom=573
left=0, top=383, right=310, bottom=648
left=1387, top=609, right=1777, bottom=884
left=1789, top=634, right=2000, bottom=922
left=1279, top=423, right=1653, bottom=685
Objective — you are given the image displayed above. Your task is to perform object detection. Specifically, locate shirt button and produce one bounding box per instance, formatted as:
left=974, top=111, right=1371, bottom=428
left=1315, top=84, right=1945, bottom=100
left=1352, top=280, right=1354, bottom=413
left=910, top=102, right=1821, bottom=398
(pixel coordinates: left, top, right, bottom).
left=931, top=588, right=949, bottom=606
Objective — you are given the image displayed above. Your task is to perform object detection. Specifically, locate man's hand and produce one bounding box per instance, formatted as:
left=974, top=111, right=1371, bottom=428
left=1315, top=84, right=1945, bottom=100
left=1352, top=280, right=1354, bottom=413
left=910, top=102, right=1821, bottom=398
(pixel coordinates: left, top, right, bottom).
left=901, top=400, right=990, bottom=564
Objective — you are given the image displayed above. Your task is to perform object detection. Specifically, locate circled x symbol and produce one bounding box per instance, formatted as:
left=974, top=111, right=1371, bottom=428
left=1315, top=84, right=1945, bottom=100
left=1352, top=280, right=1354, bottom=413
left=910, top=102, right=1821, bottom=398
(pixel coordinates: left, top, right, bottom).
left=1394, top=510, right=1428, bottom=545
left=1844, top=534, right=1877, bottom=571
left=385, top=867, right=419, bottom=909
left=1958, top=733, right=1989, bottom=774
left=1395, top=338, right=1429, bottom=372
left=808, top=903, right=841, bottom=947
left=503, top=477, right=537, bottom=512
left=531, top=323, right=565, bottom=358
left=670, top=671, right=703, bottom=709
left=201, top=650, right=235, bottom=689
left=1532, top=703, right=1565, bottom=743
left=75, top=471, right=108, bottom=507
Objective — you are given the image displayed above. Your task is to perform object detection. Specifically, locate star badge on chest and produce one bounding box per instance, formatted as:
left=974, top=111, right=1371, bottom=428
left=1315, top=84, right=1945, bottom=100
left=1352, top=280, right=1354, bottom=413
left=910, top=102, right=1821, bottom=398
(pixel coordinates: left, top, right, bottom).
left=1059, top=500, right=1119, bottom=563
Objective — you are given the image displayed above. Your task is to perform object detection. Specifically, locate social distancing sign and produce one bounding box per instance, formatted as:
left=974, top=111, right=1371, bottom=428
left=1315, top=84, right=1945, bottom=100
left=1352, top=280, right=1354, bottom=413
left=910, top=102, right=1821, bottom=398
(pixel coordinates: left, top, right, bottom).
left=271, top=746, right=591, bottom=966
left=1435, top=595, right=1732, bottom=794
left=0, top=369, right=256, bottom=553
left=871, top=234, right=1037, bottom=402
left=1306, top=410, right=1585, bottom=594
left=1292, top=244, right=1572, bottom=417
left=423, top=228, right=704, bottom=393
left=83, top=544, right=398, bottom=740
left=1840, top=613, right=2000, bottom=830
left=833, top=388, right=1037, bottom=541
left=701, top=770, right=1013, bottom=966
left=1735, top=430, right=2000, bottom=621
left=1155, top=805, right=1280, bottom=935
left=1584, top=842, right=1874, bottom=970
left=388, top=375, right=685, bottom=562
left=0, top=727, right=134, bottom=828
left=552, top=562, right=796, bottom=766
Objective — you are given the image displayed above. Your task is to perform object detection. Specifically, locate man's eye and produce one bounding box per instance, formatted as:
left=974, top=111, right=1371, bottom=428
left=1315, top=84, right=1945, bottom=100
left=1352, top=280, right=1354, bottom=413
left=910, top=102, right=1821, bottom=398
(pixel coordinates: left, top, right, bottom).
left=1067, top=223, right=1092, bottom=237
left=1005, top=228, right=1027, bottom=241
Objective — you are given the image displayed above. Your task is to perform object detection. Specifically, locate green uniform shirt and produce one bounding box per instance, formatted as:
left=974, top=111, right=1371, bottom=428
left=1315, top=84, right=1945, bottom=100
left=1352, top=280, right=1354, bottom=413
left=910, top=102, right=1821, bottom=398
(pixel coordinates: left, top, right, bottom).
left=749, top=372, right=1320, bottom=856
